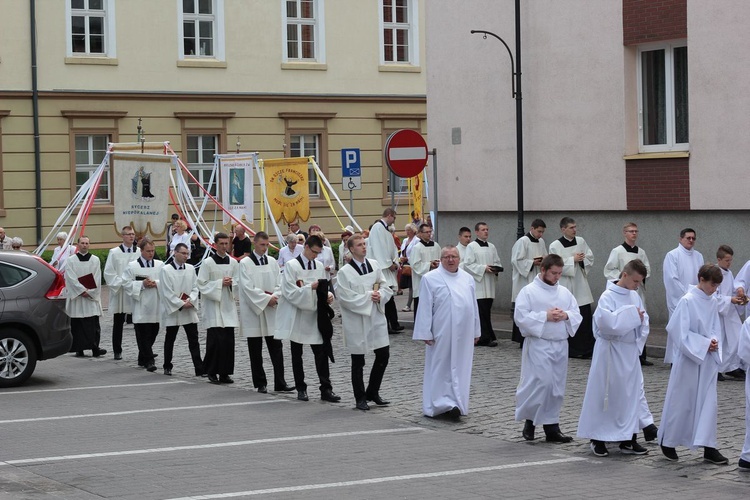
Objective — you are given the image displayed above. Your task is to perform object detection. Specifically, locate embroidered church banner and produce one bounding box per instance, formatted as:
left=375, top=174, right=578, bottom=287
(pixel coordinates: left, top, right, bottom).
left=219, top=155, right=256, bottom=225
left=263, top=157, right=310, bottom=223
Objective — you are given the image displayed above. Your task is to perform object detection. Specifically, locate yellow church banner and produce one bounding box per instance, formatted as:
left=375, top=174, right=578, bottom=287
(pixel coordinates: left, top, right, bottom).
left=410, top=174, right=423, bottom=220
left=264, top=157, right=311, bottom=223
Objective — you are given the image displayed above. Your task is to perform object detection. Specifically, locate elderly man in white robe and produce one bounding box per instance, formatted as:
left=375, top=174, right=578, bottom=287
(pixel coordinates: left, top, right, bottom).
left=409, top=223, right=442, bottom=318
left=577, top=259, right=651, bottom=457
left=275, top=235, right=339, bottom=403
left=514, top=254, right=582, bottom=443
left=123, top=237, right=163, bottom=372
left=662, top=228, right=704, bottom=364
left=413, top=246, right=480, bottom=421
left=366, top=208, right=403, bottom=333
left=158, top=242, right=204, bottom=377
left=737, top=317, right=750, bottom=471
left=197, top=232, right=239, bottom=384
left=464, top=222, right=504, bottom=347
left=103, top=226, right=140, bottom=360
left=336, top=234, right=393, bottom=411
left=65, top=236, right=106, bottom=357
left=238, top=231, right=294, bottom=394
left=715, top=245, right=746, bottom=381
left=658, top=264, right=728, bottom=465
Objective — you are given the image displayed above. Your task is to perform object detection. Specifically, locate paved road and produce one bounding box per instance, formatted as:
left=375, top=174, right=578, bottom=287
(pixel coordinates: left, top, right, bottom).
left=1, top=288, right=749, bottom=499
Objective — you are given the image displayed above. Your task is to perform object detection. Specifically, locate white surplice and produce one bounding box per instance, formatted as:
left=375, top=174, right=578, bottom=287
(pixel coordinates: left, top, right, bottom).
left=577, top=281, right=649, bottom=441
left=412, top=266, right=480, bottom=417
left=123, top=259, right=164, bottom=324
left=737, top=318, right=750, bottom=463
left=548, top=237, right=594, bottom=306
left=103, top=245, right=140, bottom=315
left=514, top=275, right=582, bottom=425
left=335, top=259, right=392, bottom=355
left=238, top=254, right=280, bottom=338
left=463, top=240, right=503, bottom=300
left=658, top=286, right=721, bottom=449
left=274, top=257, right=328, bottom=345
left=662, top=244, right=704, bottom=363
left=159, top=262, right=199, bottom=326
left=410, top=240, right=441, bottom=299
left=197, top=256, right=239, bottom=328
left=366, top=220, right=399, bottom=288
left=716, top=267, right=743, bottom=373
left=457, top=242, right=468, bottom=263
left=510, top=234, right=547, bottom=302
left=603, top=244, right=651, bottom=304
left=65, top=253, right=103, bottom=318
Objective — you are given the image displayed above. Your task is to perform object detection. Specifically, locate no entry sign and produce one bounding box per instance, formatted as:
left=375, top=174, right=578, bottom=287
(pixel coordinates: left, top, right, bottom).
left=385, top=129, right=428, bottom=178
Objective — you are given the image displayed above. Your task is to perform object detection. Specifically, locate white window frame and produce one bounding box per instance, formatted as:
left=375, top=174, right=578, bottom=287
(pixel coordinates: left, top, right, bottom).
left=282, top=0, right=326, bottom=63
left=177, top=0, right=226, bottom=61
left=65, top=0, right=117, bottom=58
left=289, top=133, right=321, bottom=198
left=378, top=0, right=419, bottom=66
left=75, top=134, right=111, bottom=203
left=186, top=134, right=219, bottom=199
left=636, top=41, right=688, bottom=153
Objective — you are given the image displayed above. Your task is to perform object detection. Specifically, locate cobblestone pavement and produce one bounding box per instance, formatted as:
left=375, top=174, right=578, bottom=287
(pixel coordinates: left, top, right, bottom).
left=92, top=286, right=750, bottom=487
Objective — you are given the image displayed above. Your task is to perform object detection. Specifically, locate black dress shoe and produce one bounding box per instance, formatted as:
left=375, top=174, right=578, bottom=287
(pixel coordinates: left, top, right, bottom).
left=75, top=351, right=85, bottom=357
left=163, top=369, right=172, bottom=376
left=274, top=383, right=295, bottom=392
left=321, top=390, right=341, bottom=402
left=640, top=358, right=654, bottom=366
left=92, top=348, right=107, bottom=357
left=257, top=385, right=268, bottom=393
left=207, top=374, right=220, bottom=384
left=703, top=447, right=729, bottom=465
left=198, top=373, right=208, bottom=377
left=356, top=400, right=370, bottom=411
left=447, top=407, right=461, bottom=421
left=545, top=431, right=573, bottom=443
left=392, top=325, right=405, bottom=332
left=297, top=390, right=309, bottom=401
left=219, top=376, right=234, bottom=384
left=388, top=329, right=401, bottom=335
left=661, top=446, right=679, bottom=461
left=114, top=352, right=122, bottom=360
left=367, top=395, right=390, bottom=406
left=522, top=420, right=535, bottom=441
left=642, top=423, right=658, bottom=442
left=146, top=363, right=157, bottom=372
left=718, top=373, right=726, bottom=381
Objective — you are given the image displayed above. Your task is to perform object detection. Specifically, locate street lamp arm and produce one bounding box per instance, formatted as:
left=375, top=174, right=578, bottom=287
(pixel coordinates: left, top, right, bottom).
left=470, top=29, right=516, bottom=97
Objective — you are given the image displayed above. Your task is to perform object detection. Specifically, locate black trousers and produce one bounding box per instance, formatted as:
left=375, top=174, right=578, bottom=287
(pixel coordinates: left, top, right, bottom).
left=351, top=346, right=390, bottom=402
left=569, top=304, right=594, bottom=358
left=204, top=327, right=235, bottom=376
left=247, top=336, right=287, bottom=389
left=164, top=323, right=204, bottom=375
left=477, top=298, right=497, bottom=343
left=112, top=312, right=126, bottom=354
left=290, top=341, right=332, bottom=394
left=69, top=316, right=101, bottom=352
left=413, top=297, right=419, bottom=319
left=134, top=322, right=159, bottom=366
left=384, top=296, right=400, bottom=330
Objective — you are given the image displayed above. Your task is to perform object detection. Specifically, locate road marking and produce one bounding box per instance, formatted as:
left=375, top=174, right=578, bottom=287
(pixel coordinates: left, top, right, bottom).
left=0, top=400, right=285, bottom=424
left=163, top=457, right=588, bottom=499
left=0, top=427, right=425, bottom=466
left=0, top=380, right=192, bottom=395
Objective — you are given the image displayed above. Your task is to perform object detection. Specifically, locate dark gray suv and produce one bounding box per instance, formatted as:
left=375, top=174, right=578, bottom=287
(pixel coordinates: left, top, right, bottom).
left=0, top=251, right=72, bottom=388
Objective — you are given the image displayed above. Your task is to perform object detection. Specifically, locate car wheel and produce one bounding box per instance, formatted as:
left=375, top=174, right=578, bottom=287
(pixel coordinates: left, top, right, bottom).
left=0, top=329, right=38, bottom=388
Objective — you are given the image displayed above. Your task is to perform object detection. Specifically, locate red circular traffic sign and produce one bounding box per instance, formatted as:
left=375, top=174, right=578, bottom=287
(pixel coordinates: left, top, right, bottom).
left=385, top=129, right=428, bottom=178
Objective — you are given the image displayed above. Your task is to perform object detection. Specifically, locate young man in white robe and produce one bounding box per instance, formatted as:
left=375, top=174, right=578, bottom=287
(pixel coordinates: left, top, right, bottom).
left=658, top=264, right=728, bottom=465
left=197, top=232, right=239, bottom=384
left=715, top=245, right=746, bottom=381
left=65, top=236, right=106, bottom=357
left=336, top=234, right=393, bottom=411
left=511, top=219, right=548, bottom=347
left=737, top=317, right=750, bottom=471
left=275, top=235, right=339, bottom=403
left=409, top=223, right=442, bottom=318
left=456, top=227, right=472, bottom=263
left=413, top=246, right=480, bottom=421
left=238, top=232, right=294, bottom=394
left=548, top=217, right=595, bottom=359
left=514, top=254, right=582, bottom=443
left=577, top=259, right=651, bottom=457
left=103, top=226, right=140, bottom=360
left=662, top=228, right=704, bottom=364
left=158, top=242, right=204, bottom=377
left=123, top=238, right=163, bottom=372
left=463, top=222, right=504, bottom=347
left=366, top=208, right=403, bottom=333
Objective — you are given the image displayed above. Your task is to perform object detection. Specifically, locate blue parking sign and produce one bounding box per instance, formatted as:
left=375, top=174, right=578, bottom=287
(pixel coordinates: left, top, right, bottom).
left=341, top=148, right=361, bottom=177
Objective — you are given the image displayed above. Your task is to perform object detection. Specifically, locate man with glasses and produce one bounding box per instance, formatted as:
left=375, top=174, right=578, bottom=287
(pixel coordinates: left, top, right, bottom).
left=103, top=226, right=140, bottom=360
left=663, top=228, right=704, bottom=364
left=409, top=223, right=442, bottom=318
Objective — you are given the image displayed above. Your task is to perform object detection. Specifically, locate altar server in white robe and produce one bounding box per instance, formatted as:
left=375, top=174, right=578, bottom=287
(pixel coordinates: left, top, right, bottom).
left=548, top=217, right=595, bottom=359
left=413, top=246, right=480, bottom=420
left=715, top=245, right=746, bottom=380
left=197, top=232, right=239, bottom=384
left=662, top=228, right=704, bottom=364
left=511, top=219, right=548, bottom=347
left=65, top=236, right=105, bottom=357
left=658, top=264, right=728, bottom=465
left=456, top=227, right=472, bottom=263
left=275, top=235, right=340, bottom=403
left=366, top=208, right=403, bottom=333
left=238, top=232, right=293, bottom=394
left=103, top=226, right=139, bottom=360
left=159, top=242, right=204, bottom=377
left=336, top=234, right=393, bottom=411
left=409, top=223, right=441, bottom=318
left=737, top=317, right=750, bottom=470
left=123, top=237, right=163, bottom=372
left=515, top=254, right=582, bottom=443
left=577, top=259, right=651, bottom=457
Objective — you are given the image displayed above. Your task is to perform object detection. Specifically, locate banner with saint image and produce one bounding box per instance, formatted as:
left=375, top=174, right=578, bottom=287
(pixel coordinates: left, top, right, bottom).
left=219, top=154, right=256, bottom=225
left=263, top=157, right=310, bottom=223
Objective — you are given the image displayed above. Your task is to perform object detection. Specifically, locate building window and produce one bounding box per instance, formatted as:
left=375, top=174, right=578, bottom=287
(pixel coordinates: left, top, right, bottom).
left=379, top=0, right=419, bottom=65
left=186, top=134, right=218, bottom=198
left=289, top=134, right=320, bottom=197
left=638, top=42, right=688, bottom=152
left=387, top=174, right=410, bottom=195
left=179, top=0, right=225, bottom=60
left=66, top=0, right=116, bottom=57
left=283, top=0, right=325, bottom=62
left=75, top=134, right=111, bottom=202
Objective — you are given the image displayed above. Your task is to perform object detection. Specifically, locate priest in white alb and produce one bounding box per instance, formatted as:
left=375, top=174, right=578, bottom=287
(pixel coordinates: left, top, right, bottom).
left=510, top=219, right=548, bottom=347
left=65, top=235, right=106, bottom=357
left=413, top=246, right=480, bottom=421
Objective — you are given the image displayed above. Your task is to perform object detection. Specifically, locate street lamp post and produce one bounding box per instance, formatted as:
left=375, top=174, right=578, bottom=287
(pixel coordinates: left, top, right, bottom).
left=471, top=0, right=524, bottom=240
